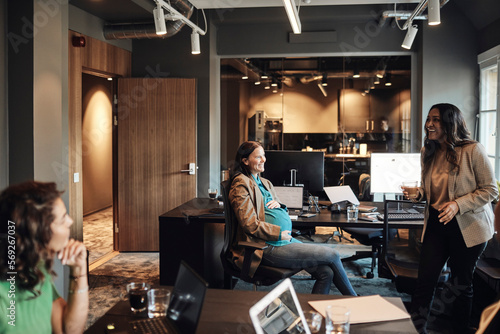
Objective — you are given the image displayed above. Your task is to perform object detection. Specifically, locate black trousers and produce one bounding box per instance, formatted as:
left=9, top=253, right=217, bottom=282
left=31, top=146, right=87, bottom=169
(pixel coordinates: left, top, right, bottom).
left=410, top=206, right=486, bottom=334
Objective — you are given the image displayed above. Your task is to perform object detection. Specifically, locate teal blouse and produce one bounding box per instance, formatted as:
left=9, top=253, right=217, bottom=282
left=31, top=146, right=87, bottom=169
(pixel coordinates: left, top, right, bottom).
left=252, top=174, right=301, bottom=246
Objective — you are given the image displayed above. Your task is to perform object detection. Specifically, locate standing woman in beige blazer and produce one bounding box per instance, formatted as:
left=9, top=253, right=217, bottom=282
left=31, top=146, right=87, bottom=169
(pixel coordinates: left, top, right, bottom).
left=409, top=104, right=498, bottom=334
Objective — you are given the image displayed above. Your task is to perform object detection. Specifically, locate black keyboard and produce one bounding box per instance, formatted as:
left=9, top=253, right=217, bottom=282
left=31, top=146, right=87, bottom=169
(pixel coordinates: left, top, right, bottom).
left=378, top=213, right=424, bottom=221
left=130, top=318, right=170, bottom=334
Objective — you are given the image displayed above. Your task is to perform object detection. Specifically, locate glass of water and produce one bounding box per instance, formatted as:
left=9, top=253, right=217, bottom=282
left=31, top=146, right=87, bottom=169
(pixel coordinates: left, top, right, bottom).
left=304, top=311, right=322, bottom=333
left=346, top=205, right=358, bottom=221
left=325, top=305, right=350, bottom=333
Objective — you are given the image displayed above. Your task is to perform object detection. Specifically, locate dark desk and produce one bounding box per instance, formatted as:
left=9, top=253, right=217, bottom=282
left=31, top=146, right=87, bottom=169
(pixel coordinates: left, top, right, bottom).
left=85, top=288, right=417, bottom=333
left=159, top=199, right=423, bottom=287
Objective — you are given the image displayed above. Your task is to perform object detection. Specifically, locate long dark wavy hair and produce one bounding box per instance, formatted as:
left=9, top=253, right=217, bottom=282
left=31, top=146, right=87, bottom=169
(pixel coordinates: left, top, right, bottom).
left=0, top=181, right=62, bottom=293
left=229, top=141, right=263, bottom=180
left=422, top=103, right=475, bottom=176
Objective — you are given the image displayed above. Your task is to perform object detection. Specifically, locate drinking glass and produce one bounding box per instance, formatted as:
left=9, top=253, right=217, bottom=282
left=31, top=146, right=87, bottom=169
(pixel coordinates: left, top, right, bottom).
left=401, top=181, right=419, bottom=199
left=325, top=305, right=350, bottom=334
left=126, top=282, right=150, bottom=312
left=304, top=310, right=322, bottom=333
left=208, top=188, right=218, bottom=200
left=346, top=205, right=358, bottom=221
left=148, top=288, right=171, bottom=318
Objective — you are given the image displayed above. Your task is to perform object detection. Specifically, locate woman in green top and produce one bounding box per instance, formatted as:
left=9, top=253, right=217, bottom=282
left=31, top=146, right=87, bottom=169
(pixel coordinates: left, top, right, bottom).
left=229, top=141, right=357, bottom=295
left=0, top=181, right=88, bottom=333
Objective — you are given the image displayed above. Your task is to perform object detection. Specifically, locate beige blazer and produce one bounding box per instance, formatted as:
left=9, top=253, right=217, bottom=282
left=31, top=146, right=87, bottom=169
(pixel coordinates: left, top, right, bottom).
left=228, top=173, right=282, bottom=277
left=417, top=143, right=498, bottom=247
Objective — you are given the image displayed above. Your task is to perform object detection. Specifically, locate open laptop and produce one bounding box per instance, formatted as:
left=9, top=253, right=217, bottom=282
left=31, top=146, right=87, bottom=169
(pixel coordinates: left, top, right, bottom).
left=249, top=278, right=311, bottom=334
left=274, top=186, right=305, bottom=216
left=128, top=261, right=208, bottom=334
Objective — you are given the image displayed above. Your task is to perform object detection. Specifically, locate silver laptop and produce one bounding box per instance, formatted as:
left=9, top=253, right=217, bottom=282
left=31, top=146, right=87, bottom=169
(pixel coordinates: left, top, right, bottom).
left=249, top=278, right=311, bottom=334
left=274, top=186, right=305, bottom=215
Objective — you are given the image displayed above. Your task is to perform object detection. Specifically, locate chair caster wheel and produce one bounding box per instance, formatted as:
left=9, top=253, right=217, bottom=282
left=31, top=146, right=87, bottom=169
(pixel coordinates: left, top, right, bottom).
left=366, top=272, right=374, bottom=279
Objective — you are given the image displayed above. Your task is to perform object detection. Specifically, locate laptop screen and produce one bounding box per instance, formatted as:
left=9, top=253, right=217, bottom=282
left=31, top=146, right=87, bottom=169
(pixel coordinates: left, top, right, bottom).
left=274, top=186, right=304, bottom=211
left=167, top=261, right=208, bottom=333
left=249, top=278, right=311, bottom=334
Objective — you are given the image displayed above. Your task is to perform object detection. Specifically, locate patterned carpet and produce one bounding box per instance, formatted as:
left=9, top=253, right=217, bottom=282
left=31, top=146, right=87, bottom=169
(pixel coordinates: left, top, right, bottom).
left=83, top=207, right=114, bottom=263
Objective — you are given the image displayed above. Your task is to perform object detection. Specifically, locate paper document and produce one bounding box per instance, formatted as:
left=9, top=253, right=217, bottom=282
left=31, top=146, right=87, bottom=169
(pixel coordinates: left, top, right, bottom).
left=323, top=186, right=360, bottom=205
left=308, top=295, right=411, bottom=324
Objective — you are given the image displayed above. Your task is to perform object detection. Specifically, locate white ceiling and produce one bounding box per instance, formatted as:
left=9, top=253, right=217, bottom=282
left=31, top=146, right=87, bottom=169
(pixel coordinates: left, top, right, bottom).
left=190, top=0, right=420, bottom=9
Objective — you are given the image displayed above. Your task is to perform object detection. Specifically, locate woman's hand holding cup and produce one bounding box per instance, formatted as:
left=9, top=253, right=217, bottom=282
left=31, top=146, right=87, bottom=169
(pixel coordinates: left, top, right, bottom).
left=401, top=181, right=419, bottom=199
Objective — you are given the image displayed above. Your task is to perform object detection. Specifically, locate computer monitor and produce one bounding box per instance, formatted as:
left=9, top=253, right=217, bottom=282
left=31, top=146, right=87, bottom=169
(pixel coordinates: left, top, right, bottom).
left=262, top=150, right=325, bottom=195
left=370, top=153, right=421, bottom=195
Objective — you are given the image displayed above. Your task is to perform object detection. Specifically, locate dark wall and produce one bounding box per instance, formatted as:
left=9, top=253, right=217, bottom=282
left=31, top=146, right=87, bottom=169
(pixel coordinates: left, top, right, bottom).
left=216, top=6, right=408, bottom=55
left=420, top=3, right=479, bottom=135
left=7, top=1, right=34, bottom=184
left=478, top=19, right=500, bottom=54
left=132, top=26, right=210, bottom=195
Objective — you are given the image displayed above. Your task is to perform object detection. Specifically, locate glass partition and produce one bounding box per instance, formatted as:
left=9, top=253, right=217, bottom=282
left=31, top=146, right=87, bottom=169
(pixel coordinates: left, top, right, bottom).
left=221, top=56, right=412, bottom=197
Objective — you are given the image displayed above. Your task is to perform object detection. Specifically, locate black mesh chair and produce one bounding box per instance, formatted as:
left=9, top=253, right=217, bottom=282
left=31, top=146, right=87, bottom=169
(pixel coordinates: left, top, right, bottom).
left=220, top=180, right=301, bottom=289
left=341, top=226, right=397, bottom=279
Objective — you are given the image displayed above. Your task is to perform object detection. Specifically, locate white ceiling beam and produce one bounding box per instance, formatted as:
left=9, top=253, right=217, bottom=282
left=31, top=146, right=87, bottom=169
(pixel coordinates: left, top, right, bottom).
left=190, top=0, right=420, bottom=9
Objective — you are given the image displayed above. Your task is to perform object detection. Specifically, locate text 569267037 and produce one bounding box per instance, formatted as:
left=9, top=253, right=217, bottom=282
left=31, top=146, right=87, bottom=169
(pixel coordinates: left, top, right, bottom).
left=6, top=220, right=16, bottom=326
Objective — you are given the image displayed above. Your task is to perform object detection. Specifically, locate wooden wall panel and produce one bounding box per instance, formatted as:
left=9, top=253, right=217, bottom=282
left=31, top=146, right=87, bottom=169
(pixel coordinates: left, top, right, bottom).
left=81, top=35, right=131, bottom=77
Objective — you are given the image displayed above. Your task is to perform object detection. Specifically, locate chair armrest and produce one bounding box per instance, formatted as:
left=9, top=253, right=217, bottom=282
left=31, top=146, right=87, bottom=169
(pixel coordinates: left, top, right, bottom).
left=238, top=241, right=268, bottom=251
left=238, top=241, right=268, bottom=279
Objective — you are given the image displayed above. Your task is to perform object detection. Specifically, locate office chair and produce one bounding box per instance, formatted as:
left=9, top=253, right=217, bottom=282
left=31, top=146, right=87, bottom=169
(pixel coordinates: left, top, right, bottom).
left=339, top=175, right=397, bottom=279
left=220, top=180, right=302, bottom=289
left=380, top=200, right=449, bottom=294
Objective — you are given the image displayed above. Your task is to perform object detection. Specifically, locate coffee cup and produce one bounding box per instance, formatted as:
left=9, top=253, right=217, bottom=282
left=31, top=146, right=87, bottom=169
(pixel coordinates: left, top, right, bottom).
left=401, top=181, right=419, bottom=199
left=208, top=188, right=218, bottom=200
left=126, top=282, right=150, bottom=312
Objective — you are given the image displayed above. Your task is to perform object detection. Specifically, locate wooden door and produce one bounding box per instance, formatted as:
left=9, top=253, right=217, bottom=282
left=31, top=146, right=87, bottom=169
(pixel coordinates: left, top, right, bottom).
left=117, top=78, right=196, bottom=251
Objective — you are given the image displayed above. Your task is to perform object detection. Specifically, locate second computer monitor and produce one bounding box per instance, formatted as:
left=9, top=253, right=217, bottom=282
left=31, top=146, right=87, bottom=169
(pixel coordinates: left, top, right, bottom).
left=262, top=150, right=324, bottom=195
left=370, top=152, right=421, bottom=195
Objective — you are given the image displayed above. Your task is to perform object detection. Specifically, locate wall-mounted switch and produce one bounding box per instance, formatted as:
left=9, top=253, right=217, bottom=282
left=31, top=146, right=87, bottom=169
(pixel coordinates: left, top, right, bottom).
left=74, top=173, right=79, bottom=183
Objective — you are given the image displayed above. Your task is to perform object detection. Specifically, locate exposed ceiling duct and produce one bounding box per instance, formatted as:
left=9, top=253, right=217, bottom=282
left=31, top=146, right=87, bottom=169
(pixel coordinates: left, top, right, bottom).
left=103, top=0, right=194, bottom=40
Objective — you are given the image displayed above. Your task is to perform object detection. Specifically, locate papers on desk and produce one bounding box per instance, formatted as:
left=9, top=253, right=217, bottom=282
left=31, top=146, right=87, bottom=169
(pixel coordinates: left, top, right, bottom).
left=308, top=295, right=411, bottom=324
left=324, top=186, right=360, bottom=206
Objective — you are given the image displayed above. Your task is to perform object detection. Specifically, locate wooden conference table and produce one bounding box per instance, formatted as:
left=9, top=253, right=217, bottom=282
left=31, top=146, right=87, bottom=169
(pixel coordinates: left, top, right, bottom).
left=158, top=198, right=424, bottom=287
left=85, top=287, right=417, bottom=333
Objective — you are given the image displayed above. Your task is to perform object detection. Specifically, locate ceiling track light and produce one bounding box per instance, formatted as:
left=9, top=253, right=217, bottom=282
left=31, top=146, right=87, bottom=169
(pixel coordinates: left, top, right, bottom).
left=353, top=68, right=360, bottom=78
left=374, top=76, right=380, bottom=85
left=155, top=0, right=206, bottom=54
left=322, top=73, right=328, bottom=86
left=428, top=0, right=441, bottom=25
left=401, top=22, right=418, bottom=49
left=282, top=0, right=302, bottom=34
left=191, top=31, right=200, bottom=54
left=317, top=82, right=327, bottom=97
left=153, top=4, right=167, bottom=35
left=385, top=73, right=392, bottom=86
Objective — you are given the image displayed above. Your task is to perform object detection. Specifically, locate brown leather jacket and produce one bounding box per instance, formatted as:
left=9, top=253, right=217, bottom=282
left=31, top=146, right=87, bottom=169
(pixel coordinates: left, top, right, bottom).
left=228, top=173, right=282, bottom=277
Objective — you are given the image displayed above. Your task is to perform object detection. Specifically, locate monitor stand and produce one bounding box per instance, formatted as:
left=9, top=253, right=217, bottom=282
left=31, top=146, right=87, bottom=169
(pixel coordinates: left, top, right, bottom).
left=385, top=194, right=407, bottom=213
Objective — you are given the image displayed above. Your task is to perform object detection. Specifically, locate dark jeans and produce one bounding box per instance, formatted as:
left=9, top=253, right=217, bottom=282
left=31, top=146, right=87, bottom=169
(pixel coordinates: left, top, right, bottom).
left=261, top=242, right=357, bottom=296
left=410, top=206, right=486, bottom=334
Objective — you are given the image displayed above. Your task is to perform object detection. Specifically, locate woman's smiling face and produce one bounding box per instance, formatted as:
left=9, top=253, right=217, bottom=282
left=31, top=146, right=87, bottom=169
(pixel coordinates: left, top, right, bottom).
left=425, top=108, right=446, bottom=143
left=243, top=146, right=266, bottom=175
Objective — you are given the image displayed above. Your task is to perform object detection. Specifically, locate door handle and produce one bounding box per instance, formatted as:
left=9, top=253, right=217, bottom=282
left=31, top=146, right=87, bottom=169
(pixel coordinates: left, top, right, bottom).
left=181, top=163, right=196, bottom=175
